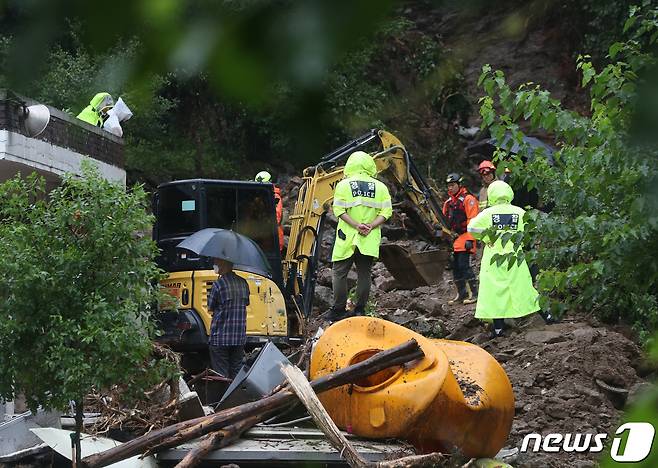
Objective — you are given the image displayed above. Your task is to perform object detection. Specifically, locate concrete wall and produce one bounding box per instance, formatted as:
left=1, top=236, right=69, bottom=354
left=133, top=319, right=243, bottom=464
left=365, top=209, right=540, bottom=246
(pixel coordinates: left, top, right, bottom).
left=0, top=129, right=126, bottom=189
left=0, top=89, right=126, bottom=188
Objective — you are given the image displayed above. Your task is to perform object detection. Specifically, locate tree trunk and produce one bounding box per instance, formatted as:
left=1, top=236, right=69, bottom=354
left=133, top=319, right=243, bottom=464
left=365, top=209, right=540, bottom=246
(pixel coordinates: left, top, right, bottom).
left=72, top=399, right=83, bottom=468
left=81, top=339, right=423, bottom=468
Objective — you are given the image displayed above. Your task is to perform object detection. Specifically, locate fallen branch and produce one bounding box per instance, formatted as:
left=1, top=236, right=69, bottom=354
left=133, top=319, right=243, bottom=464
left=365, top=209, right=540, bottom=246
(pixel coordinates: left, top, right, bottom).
left=281, top=363, right=370, bottom=468
left=82, top=339, right=424, bottom=468
left=174, top=415, right=260, bottom=468
left=281, top=364, right=447, bottom=468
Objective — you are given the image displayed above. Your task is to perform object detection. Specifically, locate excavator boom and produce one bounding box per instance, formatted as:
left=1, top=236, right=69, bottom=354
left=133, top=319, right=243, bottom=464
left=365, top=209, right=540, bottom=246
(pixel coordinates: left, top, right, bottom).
left=284, top=129, right=454, bottom=316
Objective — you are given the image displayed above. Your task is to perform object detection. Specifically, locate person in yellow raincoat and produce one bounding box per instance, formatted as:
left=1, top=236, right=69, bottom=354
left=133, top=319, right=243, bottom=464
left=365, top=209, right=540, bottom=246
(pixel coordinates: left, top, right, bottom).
left=327, top=151, right=392, bottom=321
left=77, top=92, right=114, bottom=127
left=467, top=180, right=539, bottom=338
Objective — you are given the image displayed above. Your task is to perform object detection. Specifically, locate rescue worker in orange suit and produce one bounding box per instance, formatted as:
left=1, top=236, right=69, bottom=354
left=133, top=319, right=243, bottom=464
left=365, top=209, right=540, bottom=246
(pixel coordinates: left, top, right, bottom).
left=255, top=171, right=284, bottom=252
left=442, top=173, right=479, bottom=305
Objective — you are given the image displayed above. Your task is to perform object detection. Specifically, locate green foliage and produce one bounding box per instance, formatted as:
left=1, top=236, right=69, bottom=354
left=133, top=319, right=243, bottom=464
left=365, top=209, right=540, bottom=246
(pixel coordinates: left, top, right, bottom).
left=0, top=166, right=174, bottom=410
left=477, top=4, right=658, bottom=341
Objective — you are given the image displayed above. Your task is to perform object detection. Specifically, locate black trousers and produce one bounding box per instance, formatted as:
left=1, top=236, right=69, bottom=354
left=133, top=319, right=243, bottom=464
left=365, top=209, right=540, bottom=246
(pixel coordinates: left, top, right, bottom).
left=209, top=345, right=245, bottom=379
left=332, top=249, right=374, bottom=311
left=452, top=251, right=475, bottom=284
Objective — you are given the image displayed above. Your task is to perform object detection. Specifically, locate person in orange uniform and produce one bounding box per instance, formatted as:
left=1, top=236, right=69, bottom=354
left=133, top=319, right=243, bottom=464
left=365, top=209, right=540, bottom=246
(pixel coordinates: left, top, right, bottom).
left=477, top=160, right=497, bottom=209
left=255, top=171, right=284, bottom=252
left=442, top=172, right=479, bottom=304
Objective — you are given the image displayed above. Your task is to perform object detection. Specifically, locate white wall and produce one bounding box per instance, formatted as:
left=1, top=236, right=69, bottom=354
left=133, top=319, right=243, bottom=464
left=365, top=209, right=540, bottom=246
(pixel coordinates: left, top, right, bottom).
left=0, top=129, right=126, bottom=187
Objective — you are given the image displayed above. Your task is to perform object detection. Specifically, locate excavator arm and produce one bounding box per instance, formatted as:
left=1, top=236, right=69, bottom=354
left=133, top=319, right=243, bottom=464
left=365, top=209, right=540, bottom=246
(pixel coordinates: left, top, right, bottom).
left=283, top=129, right=454, bottom=317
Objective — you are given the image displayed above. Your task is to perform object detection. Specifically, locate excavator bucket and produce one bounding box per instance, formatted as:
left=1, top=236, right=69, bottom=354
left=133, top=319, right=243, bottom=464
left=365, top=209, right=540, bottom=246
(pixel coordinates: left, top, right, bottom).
left=379, top=244, right=450, bottom=289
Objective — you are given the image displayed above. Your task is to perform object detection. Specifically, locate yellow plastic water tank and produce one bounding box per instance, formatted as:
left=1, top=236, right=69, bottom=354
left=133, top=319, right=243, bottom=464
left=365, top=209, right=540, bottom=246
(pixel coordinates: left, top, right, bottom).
left=309, top=317, right=514, bottom=458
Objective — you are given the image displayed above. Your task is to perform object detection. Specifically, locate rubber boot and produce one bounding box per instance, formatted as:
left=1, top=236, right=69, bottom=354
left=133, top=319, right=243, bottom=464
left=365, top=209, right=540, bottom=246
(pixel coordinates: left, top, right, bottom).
left=539, top=310, right=556, bottom=324
left=490, top=318, right=505, bottom=339
left=325, top=307, right=346, bottom=322
left=462, top=279, right=478, bottom=304
left=448, top=280, right=468, bottom=305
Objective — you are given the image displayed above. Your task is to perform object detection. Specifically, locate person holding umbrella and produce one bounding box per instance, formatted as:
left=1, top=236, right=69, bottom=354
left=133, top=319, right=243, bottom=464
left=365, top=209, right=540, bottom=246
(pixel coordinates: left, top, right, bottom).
left=207, top=257, right=250, bottom=378
left=177, top=228, right=269, bottom=378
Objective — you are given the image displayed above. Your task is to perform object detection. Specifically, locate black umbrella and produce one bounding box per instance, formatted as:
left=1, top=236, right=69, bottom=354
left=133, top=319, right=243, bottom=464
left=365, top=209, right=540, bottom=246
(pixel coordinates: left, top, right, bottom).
left=176, top=228, right=272, bottom=277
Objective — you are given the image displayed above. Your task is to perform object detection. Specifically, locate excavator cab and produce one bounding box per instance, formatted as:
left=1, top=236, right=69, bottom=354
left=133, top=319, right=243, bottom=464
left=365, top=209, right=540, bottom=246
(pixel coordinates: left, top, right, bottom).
left=153, top=179, right=301, bottom=354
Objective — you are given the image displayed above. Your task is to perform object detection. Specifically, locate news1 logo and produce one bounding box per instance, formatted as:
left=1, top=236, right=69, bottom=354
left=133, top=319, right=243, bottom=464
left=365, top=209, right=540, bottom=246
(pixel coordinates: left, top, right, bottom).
left=520, top=422, right=655, bottom=462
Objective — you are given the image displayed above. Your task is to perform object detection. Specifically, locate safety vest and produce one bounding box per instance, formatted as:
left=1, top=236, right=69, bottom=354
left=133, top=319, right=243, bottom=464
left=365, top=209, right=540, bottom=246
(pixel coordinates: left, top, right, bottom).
left=444, top=188, right=473, bottom=234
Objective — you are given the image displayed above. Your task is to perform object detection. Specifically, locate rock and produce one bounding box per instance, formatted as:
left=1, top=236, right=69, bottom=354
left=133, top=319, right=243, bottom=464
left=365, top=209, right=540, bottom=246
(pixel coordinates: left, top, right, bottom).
left=316, top=267, right=332, bottom=287
left=545, top=406, right=569, bottom=420
left=411, top=296, right=442, bottom=315
left=572, top=461, right=596, bottom=468
left=314, top=286, right=333, bottom=311
left=386, top=308, right=416, bottom=326
left=570, top=327, right=600, bottom=344
left=524, top=330, right=564, bottom=345
left=379, top=278, right=400, bottom=292
left=377, top=291, right=412, bottom=310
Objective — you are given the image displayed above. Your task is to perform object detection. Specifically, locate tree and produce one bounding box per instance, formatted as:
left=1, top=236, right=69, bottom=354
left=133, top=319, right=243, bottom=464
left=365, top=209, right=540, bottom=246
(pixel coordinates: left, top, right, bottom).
left=477, top=3, right=658, bottom=341
left=0, top=165, right=172, bottom=464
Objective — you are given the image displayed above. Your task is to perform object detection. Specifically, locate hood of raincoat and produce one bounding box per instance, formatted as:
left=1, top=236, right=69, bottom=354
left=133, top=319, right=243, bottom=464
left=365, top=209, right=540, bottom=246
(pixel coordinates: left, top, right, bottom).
left=487, top=180, right=514, bottom=205
left=90, top=92, right=113, bottom=110
left=344, top=151, right=377, bottom=178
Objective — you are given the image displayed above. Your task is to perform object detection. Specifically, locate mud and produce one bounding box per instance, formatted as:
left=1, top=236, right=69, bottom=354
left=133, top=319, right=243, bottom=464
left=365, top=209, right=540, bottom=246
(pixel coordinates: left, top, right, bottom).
left=304, top=225, right=651, bottom=467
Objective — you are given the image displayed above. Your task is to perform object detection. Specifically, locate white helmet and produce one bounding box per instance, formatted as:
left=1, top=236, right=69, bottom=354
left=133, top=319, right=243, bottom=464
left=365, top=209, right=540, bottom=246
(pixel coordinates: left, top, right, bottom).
left=255, top=171, right=272, bottom=183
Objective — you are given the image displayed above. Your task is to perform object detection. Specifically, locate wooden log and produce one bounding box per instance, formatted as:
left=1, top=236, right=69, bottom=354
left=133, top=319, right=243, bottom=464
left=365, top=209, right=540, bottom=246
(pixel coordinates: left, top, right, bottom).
left=174, top=415, right=260, bottom=468
left=281, top=364, right=449, bottom=468
left=82, top=339, right=423, bottom=468
left=151, top=346, right=423, bottom=454
left=281, top=363, right=371, bottom=468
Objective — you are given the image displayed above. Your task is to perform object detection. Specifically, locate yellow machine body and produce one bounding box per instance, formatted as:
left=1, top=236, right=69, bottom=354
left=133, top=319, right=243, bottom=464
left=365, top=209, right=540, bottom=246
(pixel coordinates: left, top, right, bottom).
left=309, top=317, right=514, bottom=458
left=161, top=269, right=288, bottom=337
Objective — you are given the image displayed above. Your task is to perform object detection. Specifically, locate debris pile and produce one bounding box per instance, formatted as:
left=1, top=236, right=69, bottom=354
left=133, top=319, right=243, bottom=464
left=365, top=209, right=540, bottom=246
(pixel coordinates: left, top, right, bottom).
left=78, top=340, right=449, bottom=468
left=84, top=344, right=183, bottom=437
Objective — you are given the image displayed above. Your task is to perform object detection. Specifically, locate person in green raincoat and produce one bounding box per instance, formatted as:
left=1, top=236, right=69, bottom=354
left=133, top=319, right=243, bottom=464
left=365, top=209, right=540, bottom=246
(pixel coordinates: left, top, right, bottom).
left=77, top=92, right=114, bottom=127
left=327, top=151, right=393, bottom=321
left=467, top=180, right=539, bottom=338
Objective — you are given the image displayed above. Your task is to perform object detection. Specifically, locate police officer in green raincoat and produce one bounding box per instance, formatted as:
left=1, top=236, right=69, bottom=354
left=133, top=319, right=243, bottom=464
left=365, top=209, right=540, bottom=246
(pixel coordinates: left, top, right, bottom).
left=77, top=92, right=114, bottom=127
left=328, top=151, right=393, bottom=321
left=467, top=180, right=539, bottom=338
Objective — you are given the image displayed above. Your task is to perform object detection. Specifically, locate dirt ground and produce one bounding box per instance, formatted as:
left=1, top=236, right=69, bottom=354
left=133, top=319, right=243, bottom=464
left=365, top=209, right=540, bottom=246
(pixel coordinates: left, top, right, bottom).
left=309, top=253, right=652, bottom=468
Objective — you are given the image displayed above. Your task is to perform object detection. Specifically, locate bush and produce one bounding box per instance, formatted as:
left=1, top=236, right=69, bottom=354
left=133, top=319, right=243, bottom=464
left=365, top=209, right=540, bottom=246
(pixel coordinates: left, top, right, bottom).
left=477, top=4, right=658, bottom=342
left=0, top=166, right=172, bottom=411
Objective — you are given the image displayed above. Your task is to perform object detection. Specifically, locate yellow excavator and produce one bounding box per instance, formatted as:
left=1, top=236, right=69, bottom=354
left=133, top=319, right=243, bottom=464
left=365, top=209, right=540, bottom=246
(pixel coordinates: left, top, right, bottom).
left=154, top=129, right=453, bottom=355
left=154, top=130, right=516, bottom=458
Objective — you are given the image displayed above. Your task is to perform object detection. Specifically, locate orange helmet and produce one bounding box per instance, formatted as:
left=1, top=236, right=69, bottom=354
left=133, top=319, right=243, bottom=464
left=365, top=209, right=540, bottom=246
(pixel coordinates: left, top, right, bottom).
left=478, top=160, right=496, bottom=174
